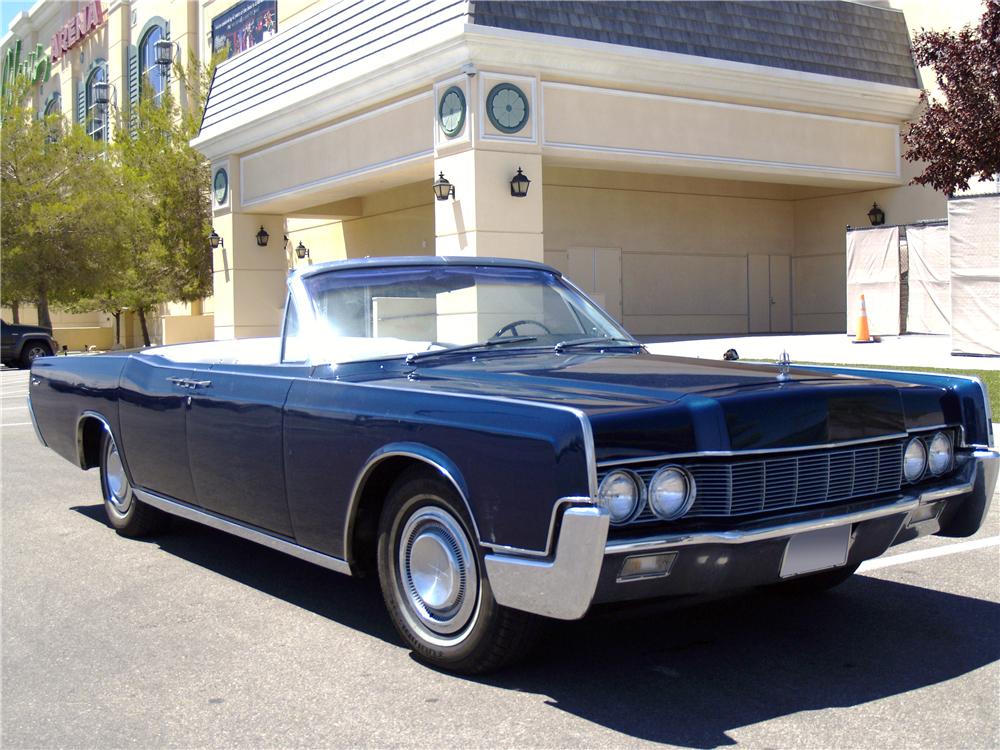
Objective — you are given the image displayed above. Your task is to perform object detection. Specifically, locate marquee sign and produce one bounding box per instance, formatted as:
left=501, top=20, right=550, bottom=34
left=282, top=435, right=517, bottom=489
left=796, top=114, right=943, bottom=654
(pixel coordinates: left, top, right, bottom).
left=50, top=0, right=105, bottom=63
left=1, top=39, right=50, bottom=100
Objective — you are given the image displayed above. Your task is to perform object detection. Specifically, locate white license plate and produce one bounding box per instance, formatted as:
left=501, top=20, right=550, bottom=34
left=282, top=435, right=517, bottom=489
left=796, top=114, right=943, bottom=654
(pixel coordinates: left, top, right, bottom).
left=779, top=525, right=851, bottom=578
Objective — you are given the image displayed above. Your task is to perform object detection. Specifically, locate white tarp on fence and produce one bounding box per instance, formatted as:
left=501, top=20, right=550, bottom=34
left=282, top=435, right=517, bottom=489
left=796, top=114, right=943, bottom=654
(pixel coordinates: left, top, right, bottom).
left=950, top=194, right=1000, bottom=355
left=846, top=226, right=900, bottom=337
left=906, top=223, right=951, bottom=335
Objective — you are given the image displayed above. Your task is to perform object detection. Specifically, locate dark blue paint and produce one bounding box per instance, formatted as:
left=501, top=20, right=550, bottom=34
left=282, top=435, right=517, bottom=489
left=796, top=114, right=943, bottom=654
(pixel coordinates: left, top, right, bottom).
left=27, top=343, right=989, bottom=561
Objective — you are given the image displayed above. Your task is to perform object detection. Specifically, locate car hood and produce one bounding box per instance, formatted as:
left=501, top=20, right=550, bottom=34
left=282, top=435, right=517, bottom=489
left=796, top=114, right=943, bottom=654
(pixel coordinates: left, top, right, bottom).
left=351, top=351, right=953, bottom=460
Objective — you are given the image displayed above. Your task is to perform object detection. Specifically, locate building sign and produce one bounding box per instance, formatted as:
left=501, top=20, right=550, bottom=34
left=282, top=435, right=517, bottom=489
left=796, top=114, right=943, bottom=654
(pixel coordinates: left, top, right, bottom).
left=50, top=0, right=105, bottom=63
left=1, top=39, right=51, bottom=101
left=212, top=0, right=277, bottom=60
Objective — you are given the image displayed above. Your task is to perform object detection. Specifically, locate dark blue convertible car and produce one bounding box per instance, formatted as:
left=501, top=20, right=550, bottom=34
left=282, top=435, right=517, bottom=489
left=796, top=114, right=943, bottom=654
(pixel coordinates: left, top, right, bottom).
left=28, top=257, right=998, bottom=673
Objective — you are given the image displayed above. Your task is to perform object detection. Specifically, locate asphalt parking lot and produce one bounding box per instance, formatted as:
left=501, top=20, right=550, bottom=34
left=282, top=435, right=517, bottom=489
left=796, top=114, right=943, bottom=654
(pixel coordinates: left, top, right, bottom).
left=2, top=367, right=998, bottom=749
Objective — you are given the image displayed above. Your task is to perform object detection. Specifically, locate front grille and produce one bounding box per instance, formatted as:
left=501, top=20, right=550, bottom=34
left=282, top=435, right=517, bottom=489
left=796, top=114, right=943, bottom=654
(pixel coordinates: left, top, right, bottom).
left=604, top=439, right=909, bottom=523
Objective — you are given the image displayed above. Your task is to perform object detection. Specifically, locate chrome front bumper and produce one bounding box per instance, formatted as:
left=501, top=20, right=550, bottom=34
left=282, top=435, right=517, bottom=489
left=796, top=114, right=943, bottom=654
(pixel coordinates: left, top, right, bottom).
left=486, top=449, right=999, bottom=620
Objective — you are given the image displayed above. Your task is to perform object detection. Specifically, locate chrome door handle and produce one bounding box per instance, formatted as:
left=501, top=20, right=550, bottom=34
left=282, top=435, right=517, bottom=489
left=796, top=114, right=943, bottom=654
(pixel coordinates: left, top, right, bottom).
left=167, top=377, right=211, bottom=389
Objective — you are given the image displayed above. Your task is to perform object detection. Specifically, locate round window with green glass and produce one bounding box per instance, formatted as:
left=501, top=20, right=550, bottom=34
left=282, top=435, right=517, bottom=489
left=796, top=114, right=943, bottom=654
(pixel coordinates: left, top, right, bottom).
left=438, top=86, right=466, bottom=138
left=486, top=83, right=529, bottom=134
left=213, top=168, right=229, bottom=205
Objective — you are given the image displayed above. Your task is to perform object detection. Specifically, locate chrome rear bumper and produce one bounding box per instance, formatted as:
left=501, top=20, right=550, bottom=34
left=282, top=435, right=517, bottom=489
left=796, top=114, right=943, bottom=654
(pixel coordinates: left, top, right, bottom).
left=486, top=449, right=999, bottom=620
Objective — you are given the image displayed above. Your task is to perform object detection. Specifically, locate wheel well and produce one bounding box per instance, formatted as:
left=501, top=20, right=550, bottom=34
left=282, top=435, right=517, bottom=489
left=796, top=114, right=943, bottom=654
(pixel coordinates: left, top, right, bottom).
left=78, top=417, right=107, bottom=470
left=21, top=337, right=51, bottom=354
left=349, top=457, right=440, bottom=577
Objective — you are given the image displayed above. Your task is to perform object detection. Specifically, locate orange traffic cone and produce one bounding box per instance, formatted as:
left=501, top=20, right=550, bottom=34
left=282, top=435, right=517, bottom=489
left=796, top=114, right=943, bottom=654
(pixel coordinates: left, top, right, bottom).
left=854, top=294, right=874, bottom=343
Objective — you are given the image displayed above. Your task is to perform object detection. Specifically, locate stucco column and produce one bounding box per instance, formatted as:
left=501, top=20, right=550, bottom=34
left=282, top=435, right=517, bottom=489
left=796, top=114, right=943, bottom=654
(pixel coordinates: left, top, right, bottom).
left=433, top=149, right=544, bottom=262
left=210, top=159, right=288, bottom=340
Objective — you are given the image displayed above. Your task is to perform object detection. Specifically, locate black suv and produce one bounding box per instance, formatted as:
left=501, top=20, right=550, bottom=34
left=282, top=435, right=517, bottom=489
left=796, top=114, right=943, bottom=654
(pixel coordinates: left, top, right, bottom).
left=1, top=320, right=59, bottom=368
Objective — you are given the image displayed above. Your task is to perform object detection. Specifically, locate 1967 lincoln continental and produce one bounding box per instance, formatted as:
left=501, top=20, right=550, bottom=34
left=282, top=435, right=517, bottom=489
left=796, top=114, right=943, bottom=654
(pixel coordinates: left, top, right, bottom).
left=28, top=257, right=998, bottom=673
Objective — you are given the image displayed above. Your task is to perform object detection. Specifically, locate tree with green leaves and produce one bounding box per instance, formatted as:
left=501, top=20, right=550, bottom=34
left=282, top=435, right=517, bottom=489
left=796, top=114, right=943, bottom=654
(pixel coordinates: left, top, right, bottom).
left=101, top=54, right=215, bottom=345
left=1, top=74, right=117, bottom=329
left=903, top=0, right=1000, bottom=194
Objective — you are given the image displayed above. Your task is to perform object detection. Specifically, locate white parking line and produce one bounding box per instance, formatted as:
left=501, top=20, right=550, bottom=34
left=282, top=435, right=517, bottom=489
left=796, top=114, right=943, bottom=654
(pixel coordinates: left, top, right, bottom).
left=1, top=422, right=33, bottom=427
left=859, top=536, right=1000, bottom=572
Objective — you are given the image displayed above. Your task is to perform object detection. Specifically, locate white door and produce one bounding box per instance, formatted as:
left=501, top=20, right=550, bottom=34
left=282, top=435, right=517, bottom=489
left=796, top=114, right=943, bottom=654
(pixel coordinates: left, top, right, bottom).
left=748, top=255, right=791, bottom=332
left=748, top=255, right=771, bottom=333
left=567, top=247, right=623, bottom=322
left=769, top=255, right=792, bottom=332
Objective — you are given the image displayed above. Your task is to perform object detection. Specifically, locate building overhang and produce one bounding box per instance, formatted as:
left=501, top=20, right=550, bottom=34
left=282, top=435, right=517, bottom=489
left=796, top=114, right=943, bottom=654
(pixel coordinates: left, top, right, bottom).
left=192, top=22, right=922, bottom=165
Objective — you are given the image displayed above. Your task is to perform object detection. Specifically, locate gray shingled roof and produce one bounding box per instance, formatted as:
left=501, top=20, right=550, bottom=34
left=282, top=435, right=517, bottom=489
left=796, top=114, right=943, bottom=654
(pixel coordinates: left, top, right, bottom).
left=470, top=1, right=919, bottom=88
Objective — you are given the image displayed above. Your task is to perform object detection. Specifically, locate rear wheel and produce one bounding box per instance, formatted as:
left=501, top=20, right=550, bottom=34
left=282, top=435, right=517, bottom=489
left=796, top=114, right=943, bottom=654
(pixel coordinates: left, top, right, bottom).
left=100, top=430, right=166, bottom=537
left=20, top=341, right=51, bottom=368
left=772, top=562, right=861, bottom=594
left=377, top=469, right=540, bottom=674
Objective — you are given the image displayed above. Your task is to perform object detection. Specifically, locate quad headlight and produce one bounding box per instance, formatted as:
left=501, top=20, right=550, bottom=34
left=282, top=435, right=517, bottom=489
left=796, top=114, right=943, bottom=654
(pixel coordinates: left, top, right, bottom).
left=903, top=437, right=927, bottom=482
left=648, top=466, right=695, bottom=520
left=597, top=470, right=642, bottom=524
left=927, top=431, right=953, bottom=475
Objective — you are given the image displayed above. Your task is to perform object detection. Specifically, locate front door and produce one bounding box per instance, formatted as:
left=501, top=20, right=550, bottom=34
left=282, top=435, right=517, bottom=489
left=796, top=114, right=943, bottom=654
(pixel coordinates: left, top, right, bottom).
left=749, top=255, right=792, bottom=333
left=118, top=357, right=197, bottom=503
left=185, top=367, right=296, bottom=536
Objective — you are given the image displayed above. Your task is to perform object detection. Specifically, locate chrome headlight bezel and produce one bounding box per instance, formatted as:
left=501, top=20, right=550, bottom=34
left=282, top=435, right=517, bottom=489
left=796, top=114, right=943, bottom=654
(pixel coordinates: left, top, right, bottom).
left=903, top=437, right=928, bottom=482
left=597, top=469, right=644, bottom=525
left=927, top=431, right=953, bottom=476
left=647, top=466, right=696, bottom=520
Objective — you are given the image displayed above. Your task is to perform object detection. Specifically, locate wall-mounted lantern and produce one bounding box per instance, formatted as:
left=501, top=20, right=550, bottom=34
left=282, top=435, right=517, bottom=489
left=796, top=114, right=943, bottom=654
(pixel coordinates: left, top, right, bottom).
left=867, top=202, right=885, bottom=226
left=154, top=39, right=176, bottom=71
left=295, top=241, right=310, bottom=259
left=433, top=172, right=455, bottom=201
left=510, top=167, right=530, bottom=198
left=93, top=80, right=111, bottom=107
left=256, top=226, right=269, bottom=247
left=208, top=230, right=223, bottom=249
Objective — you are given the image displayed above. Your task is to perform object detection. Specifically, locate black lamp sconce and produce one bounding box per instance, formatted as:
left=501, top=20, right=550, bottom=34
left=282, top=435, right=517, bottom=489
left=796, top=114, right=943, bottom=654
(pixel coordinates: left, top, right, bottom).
left=433, top=172, right=456, bottom=201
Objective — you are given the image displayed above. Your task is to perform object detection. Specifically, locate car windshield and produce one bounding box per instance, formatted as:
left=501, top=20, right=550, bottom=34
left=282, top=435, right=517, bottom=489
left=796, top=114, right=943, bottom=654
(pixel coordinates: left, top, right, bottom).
left=296, top=264, right=633, bottom=364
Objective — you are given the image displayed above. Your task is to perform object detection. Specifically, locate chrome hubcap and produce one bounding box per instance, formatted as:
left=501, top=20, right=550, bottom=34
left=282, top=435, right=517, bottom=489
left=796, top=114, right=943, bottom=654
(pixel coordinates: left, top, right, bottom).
left=397, top=505, right=478, bottom=637
left=104, top=437, right=132, bottom=515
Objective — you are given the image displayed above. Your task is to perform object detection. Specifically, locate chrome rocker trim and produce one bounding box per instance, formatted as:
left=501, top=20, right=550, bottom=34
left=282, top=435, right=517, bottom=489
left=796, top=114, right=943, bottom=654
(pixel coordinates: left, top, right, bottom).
left=133, top=488, right=352, bottom=576
left=485, top=450, right=999, bottom=621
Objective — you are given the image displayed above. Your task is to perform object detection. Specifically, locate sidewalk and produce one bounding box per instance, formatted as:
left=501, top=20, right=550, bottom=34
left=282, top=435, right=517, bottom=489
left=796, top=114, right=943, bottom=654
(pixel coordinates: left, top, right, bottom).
left=642, top=333, right=1000, bottom=371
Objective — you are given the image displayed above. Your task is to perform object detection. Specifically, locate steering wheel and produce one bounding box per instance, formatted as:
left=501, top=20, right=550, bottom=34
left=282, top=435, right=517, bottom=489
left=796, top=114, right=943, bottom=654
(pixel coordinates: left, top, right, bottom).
left=493, top=319, right=552, bottom=338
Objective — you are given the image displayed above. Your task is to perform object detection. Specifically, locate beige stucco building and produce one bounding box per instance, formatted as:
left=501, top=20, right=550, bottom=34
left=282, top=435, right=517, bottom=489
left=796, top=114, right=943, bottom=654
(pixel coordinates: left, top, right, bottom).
left=3, top=0, right=988, bottom=345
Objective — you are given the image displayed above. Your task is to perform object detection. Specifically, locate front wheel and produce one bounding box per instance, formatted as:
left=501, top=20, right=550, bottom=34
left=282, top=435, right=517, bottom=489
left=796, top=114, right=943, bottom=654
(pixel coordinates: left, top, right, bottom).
left=377, top=469, right=539, bottom=673
left=100, top=430, right=166, bottom=537
left=20, top=341, right=51, bottom=368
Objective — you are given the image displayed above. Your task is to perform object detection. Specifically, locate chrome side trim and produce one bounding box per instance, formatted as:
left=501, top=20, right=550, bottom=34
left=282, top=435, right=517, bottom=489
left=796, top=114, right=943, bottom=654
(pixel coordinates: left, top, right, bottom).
left=26, top=395, right=47, bottom=447
left=76, top=410, right=113, bottom=469
left=343, top=446, right=479, bottom=567
left=605, top=479, right=974, bottom=556
left=485, top=506, right=610, bottom=620
left=133, top=488, right=352, bottom=576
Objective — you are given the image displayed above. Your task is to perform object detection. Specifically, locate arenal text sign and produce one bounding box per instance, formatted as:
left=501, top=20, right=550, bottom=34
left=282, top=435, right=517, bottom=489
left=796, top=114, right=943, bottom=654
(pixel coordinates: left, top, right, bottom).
left=50, top=0, right=105, bottom=63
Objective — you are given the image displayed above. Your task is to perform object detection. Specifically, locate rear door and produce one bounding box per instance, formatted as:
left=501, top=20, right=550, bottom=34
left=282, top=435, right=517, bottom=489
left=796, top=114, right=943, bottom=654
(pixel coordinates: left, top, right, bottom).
left=185, top=366, right=297, bottom=535
left=118, top=356, right=197, bottom=502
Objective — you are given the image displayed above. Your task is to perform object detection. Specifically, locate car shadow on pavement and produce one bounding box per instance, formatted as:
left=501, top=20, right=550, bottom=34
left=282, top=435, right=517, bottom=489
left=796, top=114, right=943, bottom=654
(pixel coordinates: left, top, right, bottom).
left=474, top=577, right=1000, bottom=748
left=73, top=502, right=999, bottom=748
left=71, top=503, right=395, bottom=640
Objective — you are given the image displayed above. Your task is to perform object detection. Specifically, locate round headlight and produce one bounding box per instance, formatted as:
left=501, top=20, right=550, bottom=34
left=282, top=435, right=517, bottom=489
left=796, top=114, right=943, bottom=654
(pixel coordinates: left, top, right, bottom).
left=597, top=470, right=641, bottom=524
left=648, top=467, right=695, bottom=520
left=927, top=432, right=953, bottom=475
left=903, top=437, right=927, bottom=482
